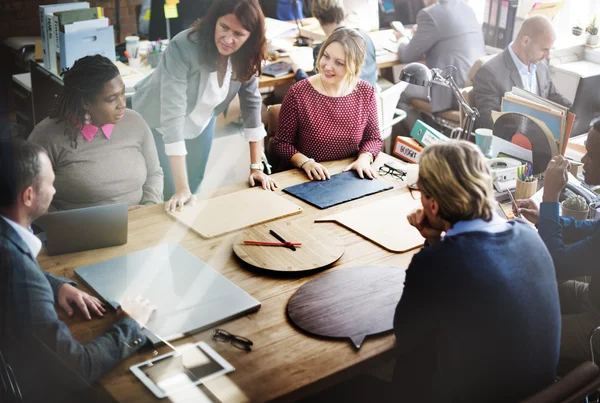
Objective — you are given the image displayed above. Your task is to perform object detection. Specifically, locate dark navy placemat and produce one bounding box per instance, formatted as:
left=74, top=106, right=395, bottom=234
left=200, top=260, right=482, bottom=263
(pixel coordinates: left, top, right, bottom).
left=282, top=171, right=393, bottom=209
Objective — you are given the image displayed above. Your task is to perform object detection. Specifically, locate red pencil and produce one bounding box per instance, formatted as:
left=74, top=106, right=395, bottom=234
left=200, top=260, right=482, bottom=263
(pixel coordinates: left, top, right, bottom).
left=243, top=240, right=302, bottom=247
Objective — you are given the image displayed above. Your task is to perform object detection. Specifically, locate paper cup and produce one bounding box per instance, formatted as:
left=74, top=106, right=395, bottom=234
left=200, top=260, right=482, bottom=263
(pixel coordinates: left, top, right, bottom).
left=128, top=57, right=142, bottom=69
left=475, top=128, right=493, bottom=158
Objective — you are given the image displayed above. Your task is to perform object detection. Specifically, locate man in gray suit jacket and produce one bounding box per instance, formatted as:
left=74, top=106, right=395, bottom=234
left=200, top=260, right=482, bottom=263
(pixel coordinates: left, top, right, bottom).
left=396, top=0, right=485, bottom=114
left=0, top=140, right=156, bottom=401
left=473, top=15, right=572, bottom=130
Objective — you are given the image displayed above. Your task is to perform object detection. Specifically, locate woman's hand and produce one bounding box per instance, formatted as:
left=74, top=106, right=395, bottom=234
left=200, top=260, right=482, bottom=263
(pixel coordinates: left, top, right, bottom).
left=344, top=154, right=376, bottom=179
left=249, top=170, right=278, bottom=191
left=543, top=156, right=570, bottom=202
left=302, top=160, right=331, bottom=181
left=407, top=208, right=443, bottom=246
left=165, top=188, right=196, bottom=212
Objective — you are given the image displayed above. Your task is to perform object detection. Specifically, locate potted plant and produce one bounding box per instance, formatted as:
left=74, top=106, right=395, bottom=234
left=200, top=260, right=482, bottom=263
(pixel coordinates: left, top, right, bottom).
left=561, top=195, right=589, bottom=220
left=587, top=16, right=599, bottom=46
left=573, top=24, right=584, bottom=36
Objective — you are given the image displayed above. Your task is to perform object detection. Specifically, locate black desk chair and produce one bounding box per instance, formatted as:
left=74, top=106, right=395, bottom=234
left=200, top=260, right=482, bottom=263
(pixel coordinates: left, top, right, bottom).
left=0, top=348, right=23, bottom=403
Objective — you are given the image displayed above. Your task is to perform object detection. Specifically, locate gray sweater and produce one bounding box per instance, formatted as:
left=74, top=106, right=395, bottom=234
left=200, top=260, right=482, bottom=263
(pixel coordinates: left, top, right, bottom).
left=29, top=109, right=163, bottom=210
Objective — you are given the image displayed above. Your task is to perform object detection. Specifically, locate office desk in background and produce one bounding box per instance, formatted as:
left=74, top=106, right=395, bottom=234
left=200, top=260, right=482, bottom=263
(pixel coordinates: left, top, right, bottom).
left=37, top=154, right=420, bottom=403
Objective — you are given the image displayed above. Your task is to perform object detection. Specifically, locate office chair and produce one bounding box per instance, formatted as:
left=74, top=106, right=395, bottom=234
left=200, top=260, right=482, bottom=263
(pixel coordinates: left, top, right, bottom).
left=0, top=348, right=23, bottom=403
left=378, top=81, right=408, bottom=153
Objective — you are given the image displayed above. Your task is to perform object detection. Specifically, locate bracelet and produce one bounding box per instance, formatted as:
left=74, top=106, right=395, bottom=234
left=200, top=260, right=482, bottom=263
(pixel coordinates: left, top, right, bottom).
left=249, top=162, right=263, bottom=171
left=299, top=158, right=314, bottom=169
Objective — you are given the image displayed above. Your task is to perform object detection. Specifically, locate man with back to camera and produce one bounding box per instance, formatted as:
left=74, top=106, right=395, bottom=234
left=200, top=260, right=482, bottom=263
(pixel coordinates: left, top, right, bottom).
left=473, top=14, right=571, bottom=129
left=394, top=141, right=560, bottom=402
left=516, top=122, right=600, bottom=369
left=0, top=139, right=156, bottom=401
left=394, top=0, right=486, bottom=115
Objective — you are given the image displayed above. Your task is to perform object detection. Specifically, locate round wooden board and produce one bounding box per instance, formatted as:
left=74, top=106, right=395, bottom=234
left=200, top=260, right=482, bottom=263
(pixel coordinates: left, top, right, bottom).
left=232, top=221, right=344, bottom=273
left=287, top=266, right=406, bottom=348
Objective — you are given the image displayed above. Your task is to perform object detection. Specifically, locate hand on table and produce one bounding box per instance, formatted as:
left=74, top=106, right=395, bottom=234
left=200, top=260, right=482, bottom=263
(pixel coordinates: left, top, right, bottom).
left=514, top=199, right=540, bottom=224
left=165, top=188, right=196, bottom=212
left=120, top=295, right=157, bottom=329
left=57, top=283, right=106, bottom=320
left=249, top=170, right=278, bottom=191
left=344, top=154, right=376, bottom=179
left=543, top=156, right=570, bottom=203
left=407, top=208, right=443, bottom=246
left=302, top=160, right=331, bottom=181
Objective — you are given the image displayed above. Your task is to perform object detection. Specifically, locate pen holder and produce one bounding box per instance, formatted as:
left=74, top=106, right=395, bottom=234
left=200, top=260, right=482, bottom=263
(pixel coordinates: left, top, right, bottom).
left=128, top=57, right=141, bottom=69
left=147, top=52, right=161, bottom=68
left=514, top=178, right=538, bottom=200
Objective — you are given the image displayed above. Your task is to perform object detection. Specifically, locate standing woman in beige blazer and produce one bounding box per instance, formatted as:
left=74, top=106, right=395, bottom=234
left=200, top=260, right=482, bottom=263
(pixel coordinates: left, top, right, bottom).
left=133, top=0, right=276, bottom=212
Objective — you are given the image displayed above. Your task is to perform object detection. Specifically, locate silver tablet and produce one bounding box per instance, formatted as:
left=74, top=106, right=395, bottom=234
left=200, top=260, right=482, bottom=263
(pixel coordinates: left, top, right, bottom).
left=130, top=341, right=234, bottom=399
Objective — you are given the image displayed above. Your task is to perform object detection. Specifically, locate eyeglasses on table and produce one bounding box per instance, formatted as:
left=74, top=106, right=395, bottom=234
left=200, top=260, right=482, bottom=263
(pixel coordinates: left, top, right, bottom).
left=213, top=329, right=253, bottom=352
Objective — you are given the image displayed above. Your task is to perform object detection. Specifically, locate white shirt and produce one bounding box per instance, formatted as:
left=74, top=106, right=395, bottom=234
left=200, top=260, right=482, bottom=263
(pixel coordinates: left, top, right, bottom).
left=508, top=43, right=538, bottom=95
left=163, top=59, right=233, bottom=156
left=2, top=216, right=42, bottom=257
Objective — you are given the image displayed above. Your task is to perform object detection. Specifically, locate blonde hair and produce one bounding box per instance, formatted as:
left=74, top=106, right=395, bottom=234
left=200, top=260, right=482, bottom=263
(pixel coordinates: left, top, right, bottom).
left=312, top=0, right=345, bottom=25
left=315, top=28, right=366, bottom=84
left=417, top=141, right=495, bottom=224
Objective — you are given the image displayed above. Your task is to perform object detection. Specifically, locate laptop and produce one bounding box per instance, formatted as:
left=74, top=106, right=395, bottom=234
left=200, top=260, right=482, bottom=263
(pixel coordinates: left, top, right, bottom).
left=34, top=203, right=128, bottom=256
left=75, top=243, right=261, bottom=346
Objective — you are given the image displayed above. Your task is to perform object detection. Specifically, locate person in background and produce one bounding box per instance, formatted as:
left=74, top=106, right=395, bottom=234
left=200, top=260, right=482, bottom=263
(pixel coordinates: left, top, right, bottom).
left=0, top=139, right=155, bottom=402
left=28, top=55, right=163, bottom=211
left=260, top=0, right=305, bottom=20
left=293, top=0, right=378, bottom=89
left=395, top=141, right=560, bottom=402
left=473, top=15, right=571, bottom=129
left=273, top=28, right=382, bottom=180
left=394, top=0, right=485, bottom=115
left=516, top=122, right=600, bottom=369
left=133, top=0, right=276, bottom=213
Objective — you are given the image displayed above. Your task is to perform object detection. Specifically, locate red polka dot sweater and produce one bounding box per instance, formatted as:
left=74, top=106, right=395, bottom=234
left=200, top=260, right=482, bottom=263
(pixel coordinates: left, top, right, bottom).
left=273, top=79, right=382, bottom=166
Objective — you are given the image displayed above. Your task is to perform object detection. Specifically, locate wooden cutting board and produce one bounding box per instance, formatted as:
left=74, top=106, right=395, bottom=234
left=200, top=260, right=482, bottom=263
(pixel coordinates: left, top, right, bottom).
left=168, top=188, right=302, bottom=238
left=287, top=265, right=406, bottom=348
left=233, top=221, right=344, bottom=273
left=315, top=192, right=424, bottom=253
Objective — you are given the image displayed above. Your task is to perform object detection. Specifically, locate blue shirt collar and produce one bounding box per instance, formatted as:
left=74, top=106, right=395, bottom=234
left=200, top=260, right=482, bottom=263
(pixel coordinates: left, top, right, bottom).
left=508, top=42, right=537, bottom=76
left=445, top=214, right=510, bottom=237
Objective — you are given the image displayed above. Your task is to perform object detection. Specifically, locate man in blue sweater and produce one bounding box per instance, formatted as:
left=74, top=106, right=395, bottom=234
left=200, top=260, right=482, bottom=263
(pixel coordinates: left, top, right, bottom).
left=394, top=141, right=561, bottom=402
left=517, top=122, right=600, bottom=367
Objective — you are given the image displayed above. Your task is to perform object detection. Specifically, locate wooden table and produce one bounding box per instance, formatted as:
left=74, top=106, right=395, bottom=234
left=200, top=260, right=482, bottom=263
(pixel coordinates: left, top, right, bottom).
left=38, top=155, right=421, bottom=402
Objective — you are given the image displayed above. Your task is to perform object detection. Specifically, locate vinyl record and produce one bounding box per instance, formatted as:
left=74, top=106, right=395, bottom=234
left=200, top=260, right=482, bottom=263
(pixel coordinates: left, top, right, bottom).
left=493, top=112, right=558, bottom=175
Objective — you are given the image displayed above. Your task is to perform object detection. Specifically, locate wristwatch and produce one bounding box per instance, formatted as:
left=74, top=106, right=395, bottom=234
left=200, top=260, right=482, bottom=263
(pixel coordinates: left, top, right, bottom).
left=250, top=162, right=264, bottom=171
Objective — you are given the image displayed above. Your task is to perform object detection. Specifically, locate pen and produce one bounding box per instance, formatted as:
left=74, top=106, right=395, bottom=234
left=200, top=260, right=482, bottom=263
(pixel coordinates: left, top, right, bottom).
left=243, top=240, right=302, bottom=247
left=269, top=229, right=296, bottom=251
left=507, top=189, right=520, bottom=218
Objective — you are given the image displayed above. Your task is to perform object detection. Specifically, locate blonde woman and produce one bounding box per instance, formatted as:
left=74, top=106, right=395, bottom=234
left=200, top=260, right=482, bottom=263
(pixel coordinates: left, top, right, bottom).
left=273, top=28, right=382, bottom=180
left=393, top=141, right=560, bottom=402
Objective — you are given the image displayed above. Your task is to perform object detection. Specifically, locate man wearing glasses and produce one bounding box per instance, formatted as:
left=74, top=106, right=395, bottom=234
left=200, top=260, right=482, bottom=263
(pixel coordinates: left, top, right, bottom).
left=394, top=141, right=560, bottom=402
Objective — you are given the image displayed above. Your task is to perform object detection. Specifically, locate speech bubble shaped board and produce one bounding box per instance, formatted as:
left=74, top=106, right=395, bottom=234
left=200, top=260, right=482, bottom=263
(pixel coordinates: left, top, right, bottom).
left=287, top=266, right=406, bottom=348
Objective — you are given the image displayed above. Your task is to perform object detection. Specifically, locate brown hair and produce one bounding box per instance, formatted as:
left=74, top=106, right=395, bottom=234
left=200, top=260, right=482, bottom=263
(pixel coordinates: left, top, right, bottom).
left=312, top=0, right=345, bottom=25
left=188, top=0, right=266, bottom=81
left=417, top=141, right=495, bottom=224
left=315, top=27, right=366, bottom=84
left=50, top=55, right=120, bottom=148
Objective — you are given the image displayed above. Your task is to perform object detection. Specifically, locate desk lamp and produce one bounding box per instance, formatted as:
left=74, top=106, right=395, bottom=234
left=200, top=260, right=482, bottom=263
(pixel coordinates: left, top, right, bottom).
left=398, top=62, right=479, bottom=141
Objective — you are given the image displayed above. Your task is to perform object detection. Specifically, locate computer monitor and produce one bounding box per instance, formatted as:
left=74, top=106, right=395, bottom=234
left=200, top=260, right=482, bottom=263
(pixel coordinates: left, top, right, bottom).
left=344, top=0, right=380, bottom=32
left=570, top=73, right=600, bottom=137
left=148, top=0, right=214, bottom=41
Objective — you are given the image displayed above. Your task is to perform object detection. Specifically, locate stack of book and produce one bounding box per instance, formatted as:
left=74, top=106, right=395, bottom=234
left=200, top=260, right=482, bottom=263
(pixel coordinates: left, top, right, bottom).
left=39, top=3, right=114, bottom=74
left=393, top=120, right=449, bottom=163
left=500, top=86, right=575, bottom=155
